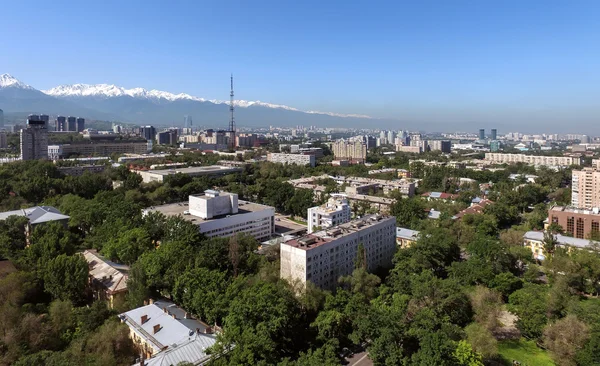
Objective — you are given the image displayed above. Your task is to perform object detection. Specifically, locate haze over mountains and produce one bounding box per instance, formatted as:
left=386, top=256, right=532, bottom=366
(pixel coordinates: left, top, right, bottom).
left=0, top=74, right=393, bottom=129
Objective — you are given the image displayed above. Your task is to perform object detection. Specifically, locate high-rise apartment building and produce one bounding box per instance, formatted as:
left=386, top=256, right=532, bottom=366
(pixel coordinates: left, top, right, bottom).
left=332, top=140, right=367, bottom=163
left=491, top=129, right=497, bottom=140
left=55, top=116, right=66, bottom=132
left=387, top=131, right=396, bottom=145
left=140, top=126, right=156, bottom=141
left=280, top=214, right=396, bottom=290
left=76, top=117, right=85, bottom=132
left=307, top=195, right=351, bottom=233
left=20, top=115, right=48, bottom=160
left=379, top=131, right=387, bottom=145
left=67, top=116, right=77, bottom=132
left=478, top=129, right=485, bottom=140
left=572, top=168, right=600, bottom=209
left=156, top=130, right=178, bottom=145
left=0, top=108, right=4, bottom=128
left=428, top=140, right=451, bottom=153
left=0, top=132, right=7, bottom=149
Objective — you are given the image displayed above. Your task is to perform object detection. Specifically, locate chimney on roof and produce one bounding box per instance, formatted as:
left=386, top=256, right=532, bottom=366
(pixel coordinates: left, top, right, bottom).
left=153, top=324, right=161, bottom=334
left=184, top=312, right=189, bottom=319
left=163, top=307, right=167, bottom=313
left=149, top=298, right=154, bottom=305
left=205, top=326, right=213, bottom=334
left=196, top=327, right=200, bottom=334
left=141, top=315, right=148, bottom=324
left=171, top=313, right=176, bottom=320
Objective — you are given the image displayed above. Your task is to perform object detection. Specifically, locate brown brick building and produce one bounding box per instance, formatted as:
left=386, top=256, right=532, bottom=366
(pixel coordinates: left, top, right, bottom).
left=548, top=206, right=600, bottom=239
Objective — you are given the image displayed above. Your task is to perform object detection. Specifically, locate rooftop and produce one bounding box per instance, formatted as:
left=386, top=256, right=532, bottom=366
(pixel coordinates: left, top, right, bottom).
left=0, top=206, right=70, bottom=224
left=144, top=165, right=241, bottom=176
left=119, top=300, right=215, bottom=354
left=550, top=206, right=600, bottom=216
left=397, top=227, right=420, bottom=240
left=284, top=214, right=394, bottom=250
left=144, top=198, right=273, bottom=223
left=524, top=231, right=600, bottom=249
left=83, top=250, right=129, bottom=294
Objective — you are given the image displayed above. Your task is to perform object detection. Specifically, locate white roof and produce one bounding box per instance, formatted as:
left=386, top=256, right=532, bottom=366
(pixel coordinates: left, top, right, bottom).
left=140, top=335, right=215, bottom=366
left=0, top=206, right=70, bottom=224
left=524, top=231, right=599, bottom=249
left=120, top=301, right=215, bottom=354
left=396, top=227, right=420, bottom=240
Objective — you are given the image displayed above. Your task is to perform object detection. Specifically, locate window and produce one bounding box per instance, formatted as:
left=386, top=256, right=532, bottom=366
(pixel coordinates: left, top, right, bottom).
left=592, top=221, right=599, bottom=238
left=576, top=217, right=585, bottom=239
left=567, top=216, right=574, bottom=235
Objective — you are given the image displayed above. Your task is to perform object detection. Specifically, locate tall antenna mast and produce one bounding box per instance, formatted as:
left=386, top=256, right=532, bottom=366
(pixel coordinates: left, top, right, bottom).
left=228, top=74, right=236, bottom=148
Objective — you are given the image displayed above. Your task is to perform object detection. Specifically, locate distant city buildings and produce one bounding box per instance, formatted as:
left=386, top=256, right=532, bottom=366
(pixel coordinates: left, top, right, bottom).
left=48, top=140, right=150, bottom=159
left=156, top=129, right=178, bottom=145
left=428, top=140, right=451, bottom=153
left=0, top=108, right=4, bottom=127
left=67, top=116, right=77, bottom=132
left=332, top=139, right=367, bottom=163
left=491, top=128, right=497, bottom=140
left=143, top=190, right=275, bottom=241
left=21, top=115, right=48, bottom=160
left=0, top=131, right=6, bottom=149
left=307, top=195, right=351, bottom=234
left=280, top=214, right=396, bottom=290
left=76, top=117, right=85, bottom=132
left=140, top=126, right=156, bottom=141
left=478, top=129, right=485, bottom=140
left=484, top=153, right=581, bottom=167
left=267, top=152, right=316, bottom=167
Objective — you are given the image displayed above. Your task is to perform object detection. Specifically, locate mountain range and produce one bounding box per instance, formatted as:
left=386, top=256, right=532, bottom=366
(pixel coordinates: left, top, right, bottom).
left=0, top=74, right=387, bottom=128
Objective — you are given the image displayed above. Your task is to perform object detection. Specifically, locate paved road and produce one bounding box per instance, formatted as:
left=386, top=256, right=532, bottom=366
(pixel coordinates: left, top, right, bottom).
left=346, top=351, right=373, bottom=366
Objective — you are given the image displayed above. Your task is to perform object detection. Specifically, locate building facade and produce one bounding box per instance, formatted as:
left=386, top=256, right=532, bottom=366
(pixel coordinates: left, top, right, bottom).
left=76, top=117, right=85, bottom=132
left=429, top=140, right=451, bottom=153
left=484, top=153, right=581, bottom=167
left=156, top=130, right=178, bottom=145
left=332, top=140, right=367, bottom=163
left=307, top=195, right=351, bottom=234
left=48, top=140, right=150, bottom=158
left=572, top=168, right=600, bottom=209
left=143, top=190, right=275, bottom=241
left=20, top=115, right=48, bottom=160
left=55, top=116, right=66, bottom=132
left=524, top=231, right=599, bottom=261
left=267, top=153, right=316, bottom=167
left=548, top=206, right=600, bottom=239
left=280, top=215, right=396, bottom=290
left=67, top=116, right=77, bottom=132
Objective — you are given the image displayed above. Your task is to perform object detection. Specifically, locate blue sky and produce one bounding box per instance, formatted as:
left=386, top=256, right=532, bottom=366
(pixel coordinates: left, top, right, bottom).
left=2, top=0, right=600, bottom=129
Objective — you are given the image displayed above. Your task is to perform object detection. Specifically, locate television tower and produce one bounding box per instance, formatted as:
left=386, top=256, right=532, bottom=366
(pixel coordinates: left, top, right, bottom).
left=228, top=74, right=236, bottom=149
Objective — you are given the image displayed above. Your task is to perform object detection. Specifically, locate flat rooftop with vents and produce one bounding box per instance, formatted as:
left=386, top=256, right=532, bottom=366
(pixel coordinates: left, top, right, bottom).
left=134, top=165, right=242, bottom=183
left=143, top=190, right=275, bottom=241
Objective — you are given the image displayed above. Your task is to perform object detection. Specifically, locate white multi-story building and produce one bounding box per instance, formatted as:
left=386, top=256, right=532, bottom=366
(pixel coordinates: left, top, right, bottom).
left=143, top=190, right=275, bottom=241
left=267, top=152, right=316, bottom=167
left=280, top=215, right=396, bottom=290
left=307, top=195, right=351, bottom=233
left=484, top=153, right=581, bottom=167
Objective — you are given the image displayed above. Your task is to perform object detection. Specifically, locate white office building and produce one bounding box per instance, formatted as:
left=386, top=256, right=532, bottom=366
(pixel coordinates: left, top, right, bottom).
left=267, top=152, right=316, bottom=167
left=307, top=195, right=351, bottom=233
left=143, top=190, right=275, bottom=241
left=280, top=214, right=396, bottom=290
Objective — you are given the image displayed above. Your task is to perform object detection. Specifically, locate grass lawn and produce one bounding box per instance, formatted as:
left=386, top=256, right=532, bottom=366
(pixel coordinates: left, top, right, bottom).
left=497, top=339, right=554, bottom=366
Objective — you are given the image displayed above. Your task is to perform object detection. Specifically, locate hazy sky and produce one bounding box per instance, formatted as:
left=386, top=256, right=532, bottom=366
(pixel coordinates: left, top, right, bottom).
left=2, top=0, right=600, bottom=130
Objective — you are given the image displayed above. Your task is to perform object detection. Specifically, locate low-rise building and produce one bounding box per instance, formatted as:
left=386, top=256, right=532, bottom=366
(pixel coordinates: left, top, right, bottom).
left=453, top=199, right=494, bottom=220
left=83, top=250, right=128, bottom=309
left=280, top=215, right=396, bottom=290
left=135, top=165, right=242, bottom=183
left=523, top=231, right=600, bottom=261
left=307, top=195, right=351, bottom=233
left=0, top=206, right=69, bottom=233
left=119, top=300, right=217, bottom=365
left=421, top=192, right=459, bottom=202
left=143, top=190, right=275, bottom=241
left=267, top=153, right=316, bottom=167
left=48, top=140, right=150, bottom=159
left=484, top=153, right=581, bottom=167
left=396, top=227, right=420, bottom=248
left=547, top=206, right=600, bottom=239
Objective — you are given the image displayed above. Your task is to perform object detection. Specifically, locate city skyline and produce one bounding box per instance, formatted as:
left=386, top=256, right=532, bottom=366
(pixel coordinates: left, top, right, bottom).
left=1, top=1, right=600, bottom=131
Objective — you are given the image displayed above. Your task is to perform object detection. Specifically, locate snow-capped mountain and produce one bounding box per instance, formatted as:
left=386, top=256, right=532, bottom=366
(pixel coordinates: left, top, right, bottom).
left=0, top=74, right=35, bottom=90
left=43, top=83, right=372, bottom=119
left=0, top=73, right=379, bottom=127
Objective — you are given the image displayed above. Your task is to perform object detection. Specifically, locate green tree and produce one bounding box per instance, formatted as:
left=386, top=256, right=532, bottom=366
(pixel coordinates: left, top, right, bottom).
left=44, top=254, right=88, bottom=304
left=508, top=283, right=549, bottom=339
left=453, top=340, right=484, bottom=366
left=102, top=227, right=153, bottom=264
